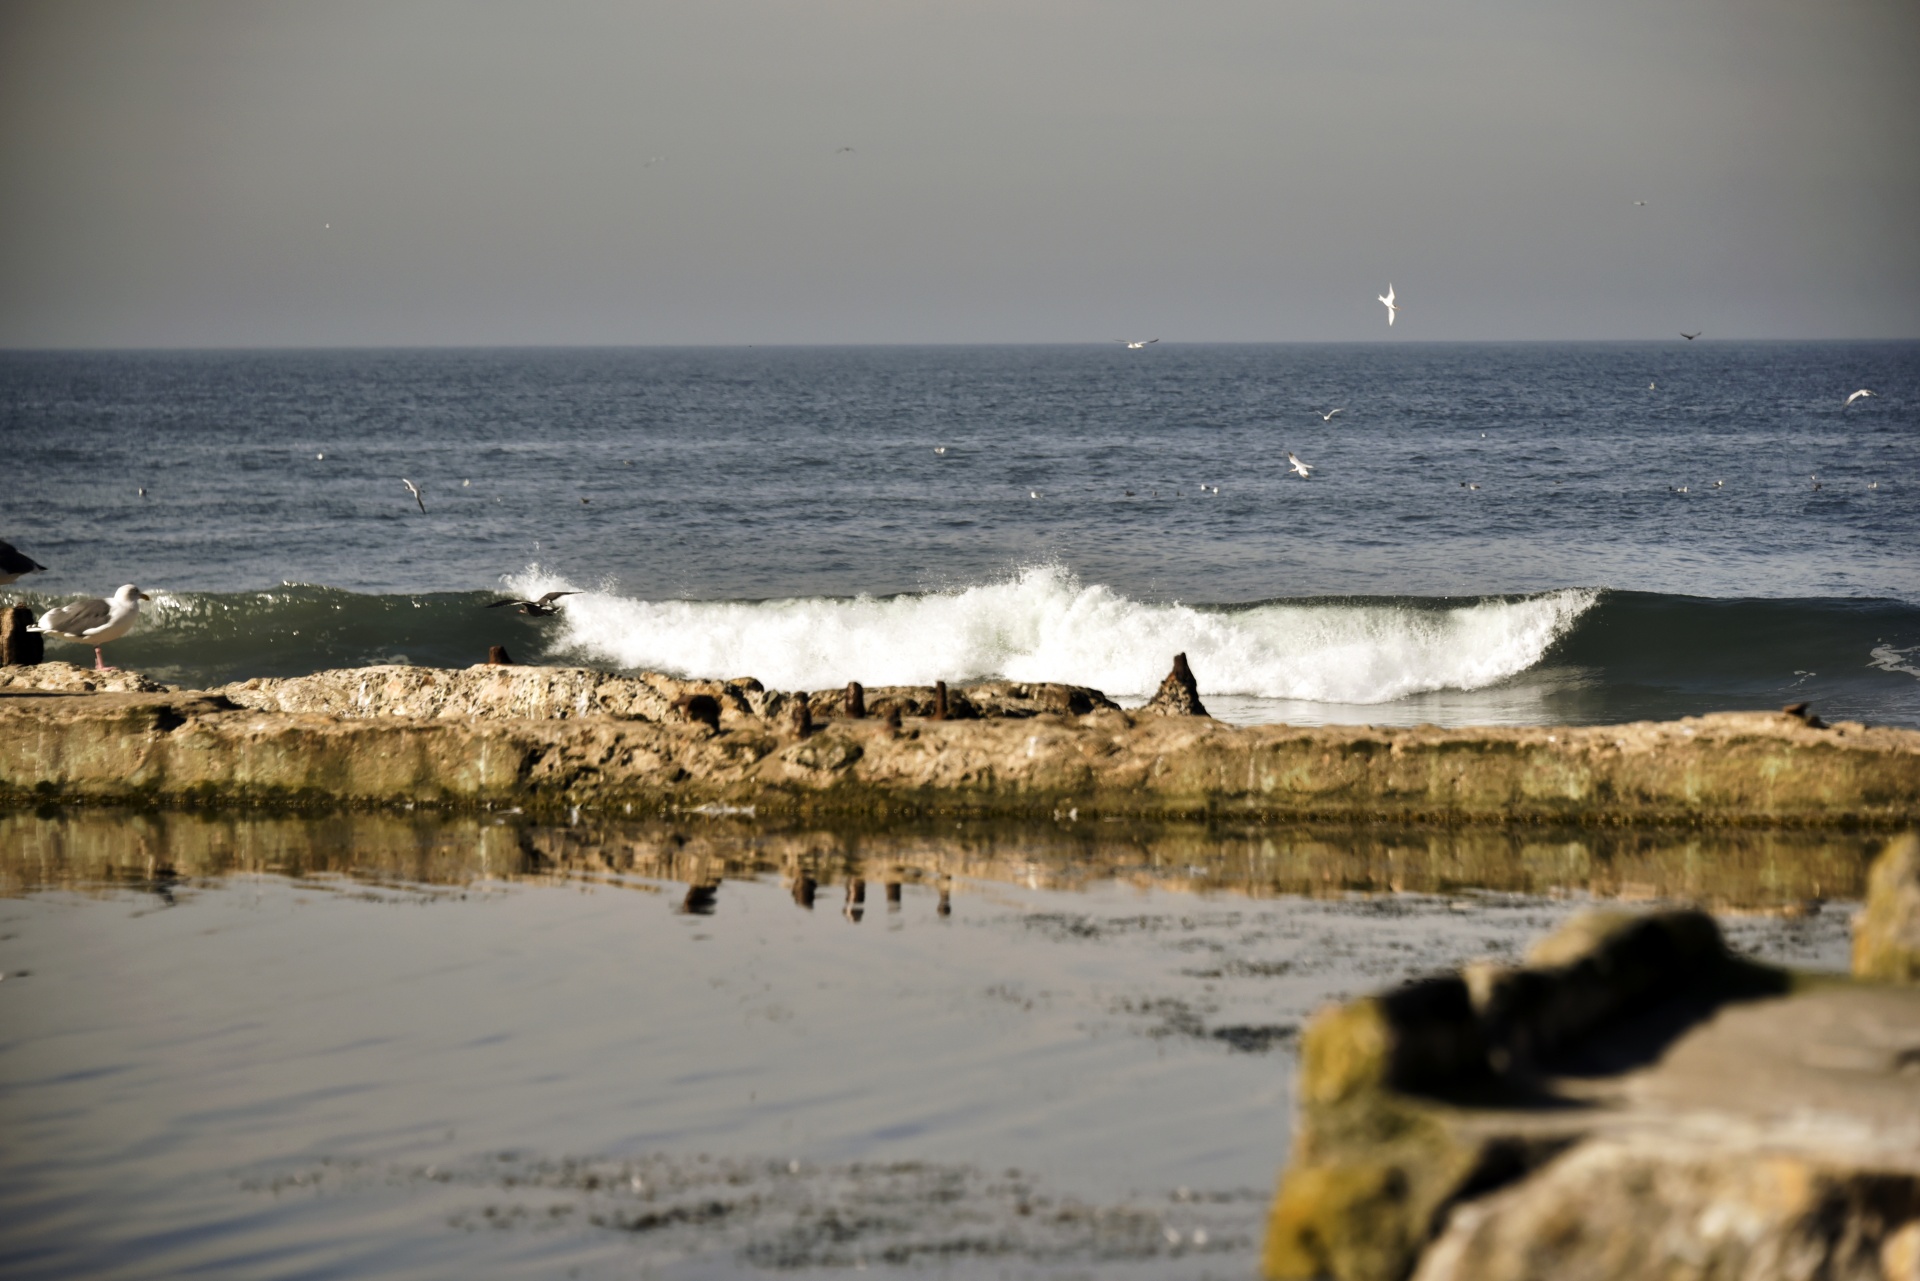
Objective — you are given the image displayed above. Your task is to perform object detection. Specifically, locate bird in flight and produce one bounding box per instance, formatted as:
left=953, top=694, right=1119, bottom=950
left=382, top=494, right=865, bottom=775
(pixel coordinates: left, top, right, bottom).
left=1846, top=389, right=1875, bottom=406
left=486, top=591, right=578, bottom=617
left=933, top=446, right=947, bottom=455
left=834, top=146, right=855, bottom=154
left=1116, top=339, right=1159, bottom=349
left=1633, top=200, right=1648, bottom=207
left=1321, top=408, right=1344, bottom=421
left=1287, top=452, right=1313, bottom=479
left=1378, top=285, right=1398, bottom=326
left=1680, top=331, right=1701, bottom=341
left=401, top=478, right=425, bottom=513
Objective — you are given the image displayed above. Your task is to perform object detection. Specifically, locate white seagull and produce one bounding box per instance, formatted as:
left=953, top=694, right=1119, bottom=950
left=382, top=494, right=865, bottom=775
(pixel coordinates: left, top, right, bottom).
left=37, top=584, right=151, bottom=671
left=1287, top=452, right=1313, bottom=479
left=1321, top=407, right=1344, bottom=421
left=933, top=446, right=947, bottom=455
left=401, top=478, right=426, bottom=513
left=1116, top=339, right=1159, bottom=349
left=1846, top=389, right=1875, bottom=406
left=1378, top=284, right=1398, bottom=326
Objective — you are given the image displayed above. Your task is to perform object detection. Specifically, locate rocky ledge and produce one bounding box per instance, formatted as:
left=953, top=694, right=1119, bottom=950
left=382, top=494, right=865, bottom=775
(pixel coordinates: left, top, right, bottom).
left=1265, top=834, right=1920, bottom=1281
left=1, top=660, right=1917, bottom=822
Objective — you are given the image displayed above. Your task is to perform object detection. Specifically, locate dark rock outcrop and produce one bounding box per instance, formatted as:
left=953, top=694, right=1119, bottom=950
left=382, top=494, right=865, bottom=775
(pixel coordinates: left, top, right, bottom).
left=1143, top=653, right=1208, bottom=717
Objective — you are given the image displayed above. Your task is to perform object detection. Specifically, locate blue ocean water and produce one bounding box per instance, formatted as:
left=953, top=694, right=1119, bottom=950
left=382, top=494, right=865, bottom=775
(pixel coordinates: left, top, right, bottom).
left=2, top=343, right=1916, bottom=724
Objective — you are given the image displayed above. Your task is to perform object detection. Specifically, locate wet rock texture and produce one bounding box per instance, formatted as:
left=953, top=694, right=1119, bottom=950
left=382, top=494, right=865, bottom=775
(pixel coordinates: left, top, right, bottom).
left=0, top=664, right=1916, bottom=821
left=1264, top=903, right=1920, bottom=1281
left=1855, top=833, right=1920, bottom=983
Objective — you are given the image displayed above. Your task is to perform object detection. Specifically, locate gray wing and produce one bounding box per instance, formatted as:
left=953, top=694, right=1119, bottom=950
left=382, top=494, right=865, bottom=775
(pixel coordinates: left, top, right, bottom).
left=534, top=591, right=578, bottom=607
left=42, top=598, right=111, bottom=635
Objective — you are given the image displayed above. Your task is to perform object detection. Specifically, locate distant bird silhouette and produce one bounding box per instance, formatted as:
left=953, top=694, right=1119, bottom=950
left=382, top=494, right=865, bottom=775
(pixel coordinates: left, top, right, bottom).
left=1116, top=339, right=1159, bottom=349
left=1680, top=331, right=1701, bottom=341
left=933, top=446, right=947, bottom=455
left=486, top=591, right=578, bottom=617
left=1287, top=452, right=1313, bottom=479
left=1321, top=407, right=1344, bottom=421
left=1845, top=389, right=1875, bottom=406
left=1378, top=284, right=1399, bottom=326
left=401, top=478, right=425, bottom=513
left=1634, top=200, right=1648, bottom=207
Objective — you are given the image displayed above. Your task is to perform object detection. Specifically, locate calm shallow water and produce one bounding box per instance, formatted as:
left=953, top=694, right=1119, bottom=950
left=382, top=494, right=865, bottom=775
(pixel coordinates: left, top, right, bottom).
left=0, top=814, right=1868, bottom=1279
left=4, top=344, right=1918, bottom=724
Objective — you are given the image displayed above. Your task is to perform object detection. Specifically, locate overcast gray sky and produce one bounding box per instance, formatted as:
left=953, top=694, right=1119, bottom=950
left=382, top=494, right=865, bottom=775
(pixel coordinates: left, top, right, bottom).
left=2, top=0, right=1916, bottom=346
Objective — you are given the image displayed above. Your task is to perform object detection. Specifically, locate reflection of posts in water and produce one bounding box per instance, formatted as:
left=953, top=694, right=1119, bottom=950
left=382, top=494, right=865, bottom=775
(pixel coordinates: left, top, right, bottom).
left=791, top=874, right=816, bottom=910
left=844, top=878, right=866, bottom=922
left=680, top=882, right=719, bottom=915
left=885, top=880, right=902, bottom=912
left=937, top=874, right=952, bottom=918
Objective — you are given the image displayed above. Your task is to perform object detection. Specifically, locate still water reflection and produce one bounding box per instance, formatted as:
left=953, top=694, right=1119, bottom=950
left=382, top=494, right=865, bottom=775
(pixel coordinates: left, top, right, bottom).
left=0, top=813, right=1872, bottom=1280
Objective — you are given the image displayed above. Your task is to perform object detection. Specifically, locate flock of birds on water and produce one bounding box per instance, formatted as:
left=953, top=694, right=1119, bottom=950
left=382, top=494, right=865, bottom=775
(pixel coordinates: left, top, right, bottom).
left=0, top=284, right=1897, bottom=668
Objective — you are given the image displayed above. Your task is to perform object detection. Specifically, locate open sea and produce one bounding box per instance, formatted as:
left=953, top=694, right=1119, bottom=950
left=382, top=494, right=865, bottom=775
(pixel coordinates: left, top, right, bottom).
left=3, top=342, right=1917, bottom=725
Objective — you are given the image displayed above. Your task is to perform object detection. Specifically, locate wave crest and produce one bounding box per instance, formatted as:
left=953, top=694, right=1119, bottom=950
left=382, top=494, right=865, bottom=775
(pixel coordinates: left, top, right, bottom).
left=510, top=566, right=1598, bottom=704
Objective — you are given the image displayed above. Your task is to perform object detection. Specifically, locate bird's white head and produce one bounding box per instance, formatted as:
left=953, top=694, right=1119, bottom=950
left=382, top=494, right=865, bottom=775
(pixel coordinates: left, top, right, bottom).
left=114, top=584, right=151, bottom=603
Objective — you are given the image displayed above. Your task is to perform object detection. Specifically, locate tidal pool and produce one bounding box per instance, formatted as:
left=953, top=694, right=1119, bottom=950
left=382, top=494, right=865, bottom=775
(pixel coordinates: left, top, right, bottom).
left=0, top=813, right=1868, bottom=1279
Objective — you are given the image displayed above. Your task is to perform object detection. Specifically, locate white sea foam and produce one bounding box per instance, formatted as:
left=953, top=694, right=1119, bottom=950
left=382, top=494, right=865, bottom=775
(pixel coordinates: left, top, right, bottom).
left=507, top=566, right=1598, bottom=705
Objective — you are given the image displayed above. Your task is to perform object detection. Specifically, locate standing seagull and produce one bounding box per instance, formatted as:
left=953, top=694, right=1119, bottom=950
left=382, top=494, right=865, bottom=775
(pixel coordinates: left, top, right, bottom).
left=0, top=538, right=47, bottom=586
left=1287, top=452, right=1314, bottom=479
left=401, top=478, right=426, bottom=513
left=1321, top=407, right=1345, bottom=421
left=1116, top=339, right=1159, bottom=349
left=1846, top=389, right=1875, bottom=406
left=37, top=584, right=151, bottom=671
left=1378, top=284, right=1399, bottom=326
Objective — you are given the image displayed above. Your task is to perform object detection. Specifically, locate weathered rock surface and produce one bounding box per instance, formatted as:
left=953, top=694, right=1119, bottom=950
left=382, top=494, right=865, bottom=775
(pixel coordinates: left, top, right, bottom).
left=1264, top=908, right=1920, bottom=1281
left=1855, top=833, right=1920, bottom=983
left=0, top=659, right=174, bottom=695
left=1, top=675, right=1916, bottom=822
left=216, top=665, right=1121, bottom=728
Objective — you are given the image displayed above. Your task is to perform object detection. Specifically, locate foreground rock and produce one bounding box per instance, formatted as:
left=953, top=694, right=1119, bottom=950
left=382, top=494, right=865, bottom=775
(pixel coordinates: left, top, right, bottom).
left=1265, top=902, right=1920, bottom=1281
left=1, top=665, right=1916, bottom=822
left=1855, top=833, right=1920, bottom=982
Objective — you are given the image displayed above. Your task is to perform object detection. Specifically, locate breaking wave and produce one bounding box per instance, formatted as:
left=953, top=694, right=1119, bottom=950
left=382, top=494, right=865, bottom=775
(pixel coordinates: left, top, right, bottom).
left=511, top=565, right=1595, bottom=704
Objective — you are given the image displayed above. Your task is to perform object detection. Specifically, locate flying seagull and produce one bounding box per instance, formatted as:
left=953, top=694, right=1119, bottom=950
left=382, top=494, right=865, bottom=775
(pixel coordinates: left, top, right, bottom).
left=933, top=446, right=947, bottom=455
left=1321, top=408, right=1344, bottom=421
left=1680, top=331, right=1701, bottom=341
left=401, top=478, right=425, bottom=513
left=486, top=591, right=578, bottom=617
left=1846, top=389, right=1875, bottom=406
left=0, top=538, right=48, bottom=586
left=1287, top=452, right=1313, bottom=479
left=37, top=584, right=150, bottom=671
left=1116, top=339, right=1159, bottom=349
left=1634, top=200, right=1648, bottom=207
left=1378, top=284, right=1398, bottom=326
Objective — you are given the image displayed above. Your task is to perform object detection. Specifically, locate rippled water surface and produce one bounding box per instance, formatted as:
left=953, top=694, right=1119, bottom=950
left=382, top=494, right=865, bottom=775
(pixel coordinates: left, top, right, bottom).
left=4, top=344, right=1918, bottom=724
left=0, top=814, right=1869, bottom=1279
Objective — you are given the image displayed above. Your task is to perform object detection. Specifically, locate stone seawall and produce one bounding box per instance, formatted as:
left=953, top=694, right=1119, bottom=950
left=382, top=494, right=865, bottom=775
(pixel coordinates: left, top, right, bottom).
left=2, top=665, right=1917, bottom=823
